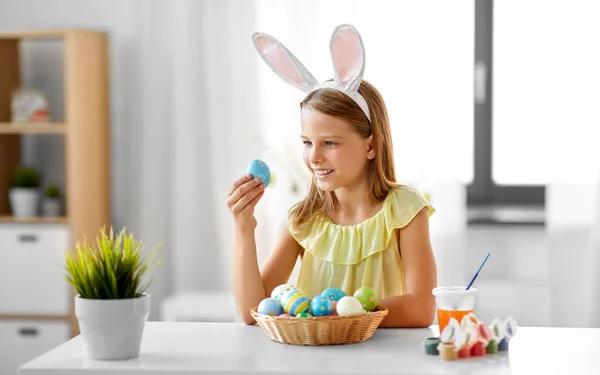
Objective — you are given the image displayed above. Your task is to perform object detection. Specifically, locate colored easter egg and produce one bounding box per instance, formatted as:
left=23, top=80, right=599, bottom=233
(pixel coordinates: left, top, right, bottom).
left=477, top=322, right=492, bottom=345
left=296, top=311, right=312, bottom=318
left=489, top=318, right=506, bottom=342
left=461, top=312, right=479, bottom=328
left=440, top=323, right=457, bottom=344
left=277, top=313, right=292, bottom=318
left=353, top=286, right=377, bottom=311
left=335, top=296, right=364, bottom=317
left=440, top=317, right=461, bottom=343
left=309, top=295, right=333, bottom=317
left=257, top=297, right=283, bottom=316
left=271, top=284, right=297, bottom=301
left=280, top=289, right=310, bottom=316
left=320, top=287, right=347, bottom=302
left=453, top=327, right=469, bottom=350
left=246, top=159, right=271, bottom=187
left=504, top=317, right=518, bottom=339
left=463, top=325, right=479, bottom=347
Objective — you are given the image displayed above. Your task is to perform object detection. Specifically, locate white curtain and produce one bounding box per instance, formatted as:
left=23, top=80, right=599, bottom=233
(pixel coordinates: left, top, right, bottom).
left=131, top=0, right=264, bottom=319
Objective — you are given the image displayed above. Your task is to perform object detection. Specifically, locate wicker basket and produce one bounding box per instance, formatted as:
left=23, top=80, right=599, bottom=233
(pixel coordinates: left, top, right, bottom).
left=250, top=305, right=389, bottom=346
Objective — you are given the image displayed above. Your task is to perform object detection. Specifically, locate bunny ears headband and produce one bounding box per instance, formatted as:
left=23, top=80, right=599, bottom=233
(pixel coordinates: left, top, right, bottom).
left=252, top=24, right=371, bottom=122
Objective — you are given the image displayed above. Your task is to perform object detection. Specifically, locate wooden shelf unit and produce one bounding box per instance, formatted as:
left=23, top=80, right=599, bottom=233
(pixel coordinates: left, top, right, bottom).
left=0, top=29, right=111, bottom=338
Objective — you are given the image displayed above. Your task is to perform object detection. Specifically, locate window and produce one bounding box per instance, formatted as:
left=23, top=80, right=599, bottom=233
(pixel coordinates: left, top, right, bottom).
left=469, top=0, right=600, bottom=210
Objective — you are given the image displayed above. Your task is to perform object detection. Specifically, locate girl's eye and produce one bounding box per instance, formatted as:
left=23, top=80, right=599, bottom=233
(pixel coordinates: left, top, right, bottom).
left=303, top=140, right=312, bottom=146
left=325, top=141, right=337, bottom=146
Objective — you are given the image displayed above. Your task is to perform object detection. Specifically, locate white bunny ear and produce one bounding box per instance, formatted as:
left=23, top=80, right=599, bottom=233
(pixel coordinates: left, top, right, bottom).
left=329, top=24, right=366, bottom=92
left=252, top=32, right=319, bottom=92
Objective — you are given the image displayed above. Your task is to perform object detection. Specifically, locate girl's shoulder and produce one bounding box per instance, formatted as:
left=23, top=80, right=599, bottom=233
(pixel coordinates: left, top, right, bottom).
left=385, top=184, right=436, bottom=227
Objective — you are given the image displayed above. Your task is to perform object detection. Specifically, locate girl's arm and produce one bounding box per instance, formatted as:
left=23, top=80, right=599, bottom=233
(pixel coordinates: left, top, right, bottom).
left=228, top=174, right=301, bottom=325
left=232, top=221, right=301, bottom=325
left=377, top=207, right=437, bottom=328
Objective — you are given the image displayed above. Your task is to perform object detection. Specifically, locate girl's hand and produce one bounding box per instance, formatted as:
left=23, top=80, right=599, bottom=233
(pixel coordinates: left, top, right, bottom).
left=227, top=174, right=265, bottom=233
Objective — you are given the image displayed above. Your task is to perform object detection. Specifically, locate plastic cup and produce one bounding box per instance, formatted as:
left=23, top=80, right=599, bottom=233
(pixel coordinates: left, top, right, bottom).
left=432, top=286, right=477, bottom=334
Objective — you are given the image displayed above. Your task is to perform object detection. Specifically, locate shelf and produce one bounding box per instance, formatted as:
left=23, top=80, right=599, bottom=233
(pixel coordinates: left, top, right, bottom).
left=0, top=29, right=77, bottom=40
left=0, top=122, right=66, bottom=134
left=0, top=216, right=68, bottom=224
left=0, top=313, right=71, bottom=321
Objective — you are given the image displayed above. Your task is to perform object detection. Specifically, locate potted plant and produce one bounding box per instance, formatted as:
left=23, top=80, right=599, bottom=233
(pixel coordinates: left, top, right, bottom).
left=63, top=226, right=162, bottom=360
left=42, top=184, right=61, bottom=217
left=9, top=166, right=40, bottom=217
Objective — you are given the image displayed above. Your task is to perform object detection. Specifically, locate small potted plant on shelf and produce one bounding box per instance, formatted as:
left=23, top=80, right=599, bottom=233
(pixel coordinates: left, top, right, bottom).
left=42, top=184, right=61, bottom=217
left=9, top=166, right=40, bottom=217
left=63, top=226, right=162, bottom=360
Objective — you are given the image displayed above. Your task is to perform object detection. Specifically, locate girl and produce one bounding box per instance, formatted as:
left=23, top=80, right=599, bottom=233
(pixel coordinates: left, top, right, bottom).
left=227, top=25, right=437, bottom=328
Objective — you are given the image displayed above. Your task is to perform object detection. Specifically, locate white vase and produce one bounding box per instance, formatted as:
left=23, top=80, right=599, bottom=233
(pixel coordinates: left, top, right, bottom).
left=75, top=294, right=150, bottom=360
left=42, top=198, right=61, bottom=217
left=9, top=188, right=39, bottom=217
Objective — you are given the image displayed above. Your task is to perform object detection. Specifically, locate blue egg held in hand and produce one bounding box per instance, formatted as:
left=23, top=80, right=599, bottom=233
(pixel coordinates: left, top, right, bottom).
left=246, top=159, right=271, bottom=187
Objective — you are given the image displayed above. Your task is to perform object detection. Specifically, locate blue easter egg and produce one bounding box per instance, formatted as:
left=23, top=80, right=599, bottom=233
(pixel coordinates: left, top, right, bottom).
left=246, top=159, right=271, bottom=187
left=321, top=288, right=347, bottom=302
left=257, top=297, right=283, bottom=316
left=310, top=295, right=333, bottom=316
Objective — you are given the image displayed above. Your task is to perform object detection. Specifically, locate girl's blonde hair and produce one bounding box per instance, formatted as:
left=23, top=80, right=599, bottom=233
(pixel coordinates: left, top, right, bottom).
left=290, top=79, right=398, bottom=229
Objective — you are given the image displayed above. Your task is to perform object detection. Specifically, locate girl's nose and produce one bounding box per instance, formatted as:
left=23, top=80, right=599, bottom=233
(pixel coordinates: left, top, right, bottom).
left=309, top=146, right=324, bottom=164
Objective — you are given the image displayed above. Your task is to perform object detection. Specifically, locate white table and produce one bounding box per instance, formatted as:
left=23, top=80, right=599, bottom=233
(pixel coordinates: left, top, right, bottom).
left=19, top=322, right=600, bottom=375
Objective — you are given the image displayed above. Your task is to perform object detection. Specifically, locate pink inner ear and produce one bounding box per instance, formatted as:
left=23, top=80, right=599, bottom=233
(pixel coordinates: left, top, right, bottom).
left=256, top=36, right=305, bottom=88
left=331, top=27, right=362, bottom=86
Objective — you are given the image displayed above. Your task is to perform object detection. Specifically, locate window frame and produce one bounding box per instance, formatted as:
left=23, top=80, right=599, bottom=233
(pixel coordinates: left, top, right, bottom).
left=467, top=0, right=545, bottom=207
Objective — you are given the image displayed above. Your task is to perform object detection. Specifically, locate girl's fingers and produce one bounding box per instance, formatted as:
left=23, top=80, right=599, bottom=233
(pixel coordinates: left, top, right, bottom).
left=247, top=190, right=265, bottom=208
left=229, top=183, right=265, bottom=213
left=228, top=178, right=262, bottom=208
left=228, top=174, right=254, bottom=196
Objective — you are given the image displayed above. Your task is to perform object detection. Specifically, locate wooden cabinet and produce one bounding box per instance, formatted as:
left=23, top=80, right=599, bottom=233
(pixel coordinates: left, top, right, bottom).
left=0, top=28, right=111, bottom=358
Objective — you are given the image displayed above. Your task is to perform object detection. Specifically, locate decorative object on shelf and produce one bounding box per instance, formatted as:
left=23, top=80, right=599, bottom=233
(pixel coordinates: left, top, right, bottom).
left=11, top=88, right=50, bottom=122
left=42, top=185, right=61, bottom=217
left=63, top=227, right=163, bottom=360
left=9, top=166, right=40, bottom=217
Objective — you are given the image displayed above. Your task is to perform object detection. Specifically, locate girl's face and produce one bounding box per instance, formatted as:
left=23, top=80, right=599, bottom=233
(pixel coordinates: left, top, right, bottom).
left=300, top=108, right=374, bottom=192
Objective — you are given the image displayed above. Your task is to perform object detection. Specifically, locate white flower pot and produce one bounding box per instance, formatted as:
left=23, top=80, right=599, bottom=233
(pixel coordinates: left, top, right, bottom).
left=75, top=294, right=150, bottom=360
left=42, top=198, right=61, bottom=217
left=9, top=188, right=39, bottom=217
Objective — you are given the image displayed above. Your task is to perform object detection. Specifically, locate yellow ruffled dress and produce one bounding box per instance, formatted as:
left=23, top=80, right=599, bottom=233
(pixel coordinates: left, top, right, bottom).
left=286, top=185, right=435, bottom=299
